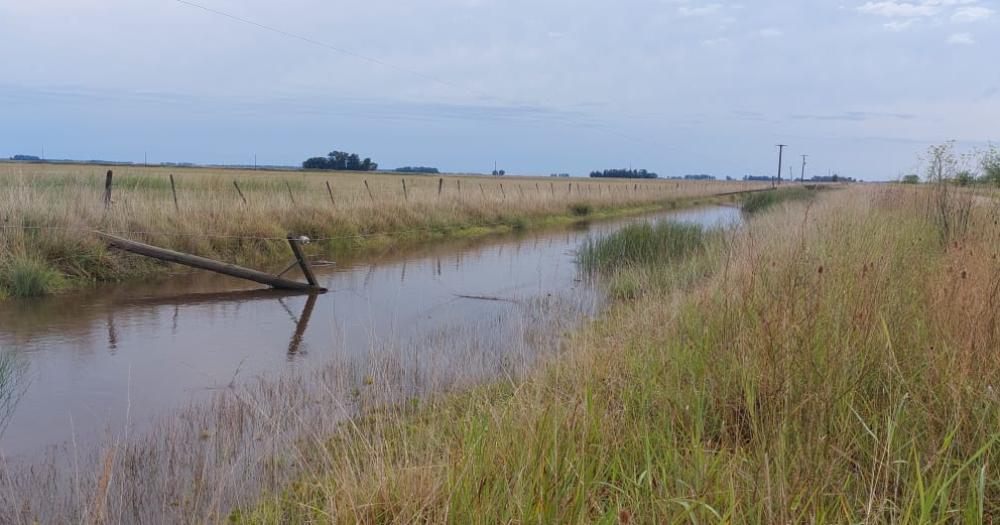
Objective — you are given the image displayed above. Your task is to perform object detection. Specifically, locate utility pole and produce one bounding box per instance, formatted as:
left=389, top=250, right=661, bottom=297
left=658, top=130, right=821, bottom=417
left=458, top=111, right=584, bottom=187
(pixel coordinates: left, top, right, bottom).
left=775, top=144, right=787, bottom=187
left=800, top=155, right=808, bottom=183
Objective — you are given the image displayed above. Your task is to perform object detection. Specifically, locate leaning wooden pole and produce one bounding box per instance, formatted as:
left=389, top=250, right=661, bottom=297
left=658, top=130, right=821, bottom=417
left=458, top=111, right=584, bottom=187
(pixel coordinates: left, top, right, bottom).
left=97, top=233, right=326, bottom=293
left=286, top=236, right=319, bottom=288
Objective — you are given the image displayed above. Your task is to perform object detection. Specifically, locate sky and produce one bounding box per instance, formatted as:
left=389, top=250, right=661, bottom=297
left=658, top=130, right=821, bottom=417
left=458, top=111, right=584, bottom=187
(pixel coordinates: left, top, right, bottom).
left=1, top=0, right=998, bottom=180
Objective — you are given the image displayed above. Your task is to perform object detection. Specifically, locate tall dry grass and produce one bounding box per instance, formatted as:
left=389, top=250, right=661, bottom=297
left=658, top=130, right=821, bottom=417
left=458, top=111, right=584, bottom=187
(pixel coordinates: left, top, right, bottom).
left=227, top=185, right=1000, bottom=522
left=0, top=162, right=764, bottom=297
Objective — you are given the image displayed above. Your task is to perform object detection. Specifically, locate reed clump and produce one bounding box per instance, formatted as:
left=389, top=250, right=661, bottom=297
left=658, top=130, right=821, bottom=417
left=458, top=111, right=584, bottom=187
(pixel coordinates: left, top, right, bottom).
left=237, top=185, right=1000, bottom=522
left=741, top=186, right=817, bottom=214
left=578, top=221, right=711, bottom=272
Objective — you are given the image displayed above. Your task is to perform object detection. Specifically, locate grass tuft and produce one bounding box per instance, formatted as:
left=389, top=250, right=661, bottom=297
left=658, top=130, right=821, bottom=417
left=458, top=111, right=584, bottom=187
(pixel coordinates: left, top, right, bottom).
left=570, top=203, right=593, bottom=216
left=578, top=221, right=710, bottom=272
left=1, top=257, right=64, bottom=297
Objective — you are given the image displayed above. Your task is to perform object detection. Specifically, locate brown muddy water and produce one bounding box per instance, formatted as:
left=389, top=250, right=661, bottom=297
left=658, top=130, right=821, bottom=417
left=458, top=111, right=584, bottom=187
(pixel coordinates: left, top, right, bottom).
left=0, top=205, right=739, bottom=460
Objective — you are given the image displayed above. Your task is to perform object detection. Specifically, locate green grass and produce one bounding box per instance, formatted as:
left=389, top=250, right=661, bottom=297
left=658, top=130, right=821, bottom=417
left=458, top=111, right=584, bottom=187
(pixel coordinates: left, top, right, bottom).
left=0, top=257, right=65, bottom=298
left=578, top=221, right=711, bottom=272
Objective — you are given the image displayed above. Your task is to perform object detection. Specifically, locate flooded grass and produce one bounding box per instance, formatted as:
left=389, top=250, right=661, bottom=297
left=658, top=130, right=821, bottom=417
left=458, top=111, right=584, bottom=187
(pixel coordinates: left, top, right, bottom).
left=0, top=294, right=587, bottom=523
left=0, top=352, right=28, bottom=435
left=578, top=221, right=712, bottom=272
left=226, top=186, right=1000, bottom=522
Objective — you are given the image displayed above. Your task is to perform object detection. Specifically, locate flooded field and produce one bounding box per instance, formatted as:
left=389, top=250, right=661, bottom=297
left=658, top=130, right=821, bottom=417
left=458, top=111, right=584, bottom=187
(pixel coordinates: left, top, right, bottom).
left=0, top=205, right=739, bottom=460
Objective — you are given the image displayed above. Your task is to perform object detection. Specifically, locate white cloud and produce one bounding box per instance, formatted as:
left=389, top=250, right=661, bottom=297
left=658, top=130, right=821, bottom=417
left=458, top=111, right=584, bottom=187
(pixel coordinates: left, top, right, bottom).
left=884, top=18, right=918, bottom=30
left=857, top=1, right=988, bottom=32
left=857, top=1, right=937, bottom=18
left=947, top=32, right=975, bottom=44
left=678, top=4, right=723, bottom=17
left=952, top=6, right=993, bottom=22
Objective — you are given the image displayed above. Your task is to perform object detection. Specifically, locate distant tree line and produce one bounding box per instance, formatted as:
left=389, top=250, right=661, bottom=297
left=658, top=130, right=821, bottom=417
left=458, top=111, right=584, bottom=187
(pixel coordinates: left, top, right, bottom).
left=10, top=155, right=41, bottom=161
left=303, top=151, right=378, bottom=171
left=394, top=166, right=439, bottom=174
left=662, top=174, right=716, bottom=180
left=590, top=168, right=658, bottom=179
left=742, top=174, right=856, bottom=183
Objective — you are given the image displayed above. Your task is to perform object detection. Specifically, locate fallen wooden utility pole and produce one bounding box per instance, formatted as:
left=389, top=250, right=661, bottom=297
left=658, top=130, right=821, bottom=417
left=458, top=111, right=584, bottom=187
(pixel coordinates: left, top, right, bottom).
left=97, top=233, right=327, bottom=293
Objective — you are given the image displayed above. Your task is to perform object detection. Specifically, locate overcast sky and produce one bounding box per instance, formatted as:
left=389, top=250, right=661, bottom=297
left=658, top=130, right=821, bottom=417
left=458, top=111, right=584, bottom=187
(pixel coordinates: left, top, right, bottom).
left=1, top=0, right=997, bottom=179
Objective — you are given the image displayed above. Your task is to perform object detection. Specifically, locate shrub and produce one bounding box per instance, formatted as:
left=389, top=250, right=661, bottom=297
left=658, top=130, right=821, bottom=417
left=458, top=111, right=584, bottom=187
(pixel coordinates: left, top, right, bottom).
left=569, top=203, right=592, bottom=217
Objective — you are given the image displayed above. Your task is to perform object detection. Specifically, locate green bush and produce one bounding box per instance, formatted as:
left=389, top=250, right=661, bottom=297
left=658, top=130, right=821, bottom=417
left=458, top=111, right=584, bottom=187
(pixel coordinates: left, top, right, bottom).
left=569, top=203, right=592, bottom=217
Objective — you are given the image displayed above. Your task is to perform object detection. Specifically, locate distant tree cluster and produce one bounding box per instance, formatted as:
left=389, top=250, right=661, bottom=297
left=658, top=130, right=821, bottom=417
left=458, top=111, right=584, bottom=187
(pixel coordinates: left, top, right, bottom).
left=492, top=169, right=506, bottom=176
left=908, top=142, right=1000, bottom=187
left=10, top=154, right=41, bottom=161
left=303, top=151, right=378, bottom=171
left=808, top=175, right=855, bottom=183
left=394, top=166, right=439, bottom=174
left=684, top=174, right=715, bottom=180
left=589, top=168, right=658, bottom=179
left=550, top=173, right=570, bottom=178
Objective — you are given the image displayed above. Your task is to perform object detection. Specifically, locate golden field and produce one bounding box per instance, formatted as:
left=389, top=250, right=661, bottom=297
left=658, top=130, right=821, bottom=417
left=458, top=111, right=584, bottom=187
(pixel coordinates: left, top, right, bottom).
left=0, top=162, right=765, bottom=297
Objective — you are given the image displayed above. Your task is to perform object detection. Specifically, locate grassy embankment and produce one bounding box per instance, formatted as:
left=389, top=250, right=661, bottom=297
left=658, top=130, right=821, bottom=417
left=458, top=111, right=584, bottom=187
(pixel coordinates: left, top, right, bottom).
left=0, top=163, right=767, bottom=298
left=237, top=185, right=1000, bottom=522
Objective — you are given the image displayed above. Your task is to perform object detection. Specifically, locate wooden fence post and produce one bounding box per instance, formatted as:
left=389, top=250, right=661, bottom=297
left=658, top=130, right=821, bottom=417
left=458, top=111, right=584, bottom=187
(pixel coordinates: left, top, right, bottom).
left=325, top=181, right=335, bottom=206
left=103, top=170, right=113, bottom=208
left=438, top=177, right=443, bottom=196
left=499, top=183, right=505, bottom=199
left=169, top=173, right=179, bottom=212
left=233, top=180, right=248, bottom=206
left=402, top=178, right=408, bottom=201
left=285, top=181, right=297, bottom=205
left=363, top=180, right=375, bottom=202
left=479, top=183, right=486, bottom=198
left=287, top=236, right=319, bottom=288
